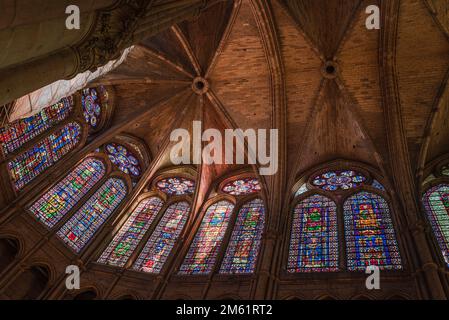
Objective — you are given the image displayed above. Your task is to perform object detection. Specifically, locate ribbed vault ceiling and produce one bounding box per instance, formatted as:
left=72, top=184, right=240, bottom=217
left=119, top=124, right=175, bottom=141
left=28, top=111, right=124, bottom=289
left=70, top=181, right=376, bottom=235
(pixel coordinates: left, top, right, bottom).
left=93, top=0, right=449, bottom=203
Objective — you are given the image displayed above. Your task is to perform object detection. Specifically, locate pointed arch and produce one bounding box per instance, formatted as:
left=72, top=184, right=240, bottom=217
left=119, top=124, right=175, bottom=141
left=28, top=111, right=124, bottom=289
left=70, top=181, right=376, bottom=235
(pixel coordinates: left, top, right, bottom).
left=0, top=237, right=20, bottom=274
left=2, top=265, right=50, bottom=300
left=28, top=157, right=106, bottom=228
left=133, top=201, right=191, bottom=273
left=287, top=194, right=339, bottom=272
left=422, top=184, right=449, bottom=266
left=98, top=196, right=165, bottom=267
left=179, top=200, right=235, bottom=275
left=56, top=177, right=128, bottom=253
left=220, top=198, right=265, bottom=274
left=343, top=191, right=402, bottom=271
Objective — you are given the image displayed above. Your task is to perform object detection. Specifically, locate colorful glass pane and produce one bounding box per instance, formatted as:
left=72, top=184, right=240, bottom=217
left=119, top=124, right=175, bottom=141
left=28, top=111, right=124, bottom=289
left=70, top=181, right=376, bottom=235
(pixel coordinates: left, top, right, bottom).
left=220, top=198, right=265, bottom=274
left=371, top=180, right=385, bottom=191
left=222, top=178, right=261, bottom=196
left=312, top=170, right=366, bottom=191
left=295, top=183, right=309, bottom=197
left=98, top=197, right=164, bottom=267
left=105, top=143, right=141, bottom=177
left=8, top=122, right=82, bottom=191
left=82, top=86, right=107, bottom=129
left=133, top=201, right=190, bottom=273
left=422, top=184, right=449, bottom=266
left=344, top=192, right=402, bottom=271
left=0, top=97, right=73, bottom=155
left=156, top=177, right=195, bottom=196
left=179, top=201, right=234, bottom=274
left=57, top=178, right=127, bottom=253
left=28, top=158, right=105, bottom=228
left=287, top=195, right=338, bottom=272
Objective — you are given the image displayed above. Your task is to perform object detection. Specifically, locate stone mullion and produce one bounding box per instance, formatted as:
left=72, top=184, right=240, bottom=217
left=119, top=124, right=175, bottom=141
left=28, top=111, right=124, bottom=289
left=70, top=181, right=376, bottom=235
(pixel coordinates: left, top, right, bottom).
left=249, top=0, right=287, bottom=300
left=201, top=197, right=242, bottom=299
left=152, top=194, right=207, bottom=299
left=101, top=199, right=174, bottom=299
left=380, top=0, right=447, bottom=299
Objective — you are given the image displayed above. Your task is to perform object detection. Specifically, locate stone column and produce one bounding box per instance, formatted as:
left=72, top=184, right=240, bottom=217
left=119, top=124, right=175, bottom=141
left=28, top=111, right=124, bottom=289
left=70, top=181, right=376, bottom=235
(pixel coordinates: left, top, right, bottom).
left=0, top=0, right=224, bottom=106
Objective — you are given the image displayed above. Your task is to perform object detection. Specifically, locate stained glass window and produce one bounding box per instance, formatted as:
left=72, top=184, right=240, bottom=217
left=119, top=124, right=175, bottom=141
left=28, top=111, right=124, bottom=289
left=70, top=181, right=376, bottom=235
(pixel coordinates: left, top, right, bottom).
left=220, top=198, right=265, bottom=274
left=295, top=183, right=309, bottom=197
left=287, top=195, right=338, bottom=272
left=28, top=158, right=105, bottom=228
left=344, top=192, right=402, bottom=271
left=105, top=143, right=141, bottom=177
left=222, top=178, right=261, bottom=196
left=0, top=97, right=73, bottom=156
left=156, top=177, right=195, bottom=196
left=371, top=180, right=385, bottom=191
left=179, top=201, right=235, bottom=274
left=312, top=170, right=366, bottom=191
left=133, top=201, right=190, bottom=273
left=8, top=122, right=82, bottom=191
left=98, top=197, right=164, bottom=267
left=82, top=86, right=107, bottom=129
left=57, top=178, right=127, bottom=253
left=422, top=184, right=449, bottom=266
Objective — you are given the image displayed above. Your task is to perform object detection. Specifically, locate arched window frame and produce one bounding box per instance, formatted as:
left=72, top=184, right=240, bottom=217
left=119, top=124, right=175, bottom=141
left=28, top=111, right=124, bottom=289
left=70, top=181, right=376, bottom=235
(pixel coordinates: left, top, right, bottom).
left=341, top=189, right=403, bottom=272
left=0, top=234, right=23, bottom=276
left=24, top=152, right=113, bottom=232
left=420, top=156, right=449, bottom=269
left=175, top=170, right=268, bottom=277
left=91, top=166, right=197, bottom=276
left=26, top=154, right=110, bottom=230
left=95, top=191, right=167, bottom=268
left=176, top=195, right=238, bottom=276
left=128, top=195, right=194, bottom=275
left=284, top=163, right=407, bottom=276
left=55, top=170, right=132, bottom=255
left=285, top=189, right=340, bottom=273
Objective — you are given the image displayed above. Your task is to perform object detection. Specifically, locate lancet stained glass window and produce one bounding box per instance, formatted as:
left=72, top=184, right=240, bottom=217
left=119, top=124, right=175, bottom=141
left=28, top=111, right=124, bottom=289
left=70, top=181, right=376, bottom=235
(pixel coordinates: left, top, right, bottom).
left=98, top=197, right=164, bottom=267
left=156, top=177, right=195, bottom=196
left=422, top=184, right=449, bottom=266
left=105, top=143, right=141, bottom=177
left=57, top=178, right=127, bottom=253
left=82, top=86, right=107, bottom=129
left=179, top=201, right=234, bottom=274
left=0, top=97, right=73, bottom=156
left=8, top=122, right=82, bottom=191
left=133, top=201, right=190, bottom=273
left=344, top=192, right=402, bottom=271
left=28, top=158, right=105, bottom=228
left=312, top=170, right=366, bottom=191
left=287, top=195, right=338, bottom=272
left=222, top=178, right=261, bottom=196
left=220, top=198, right=265, bottom=274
